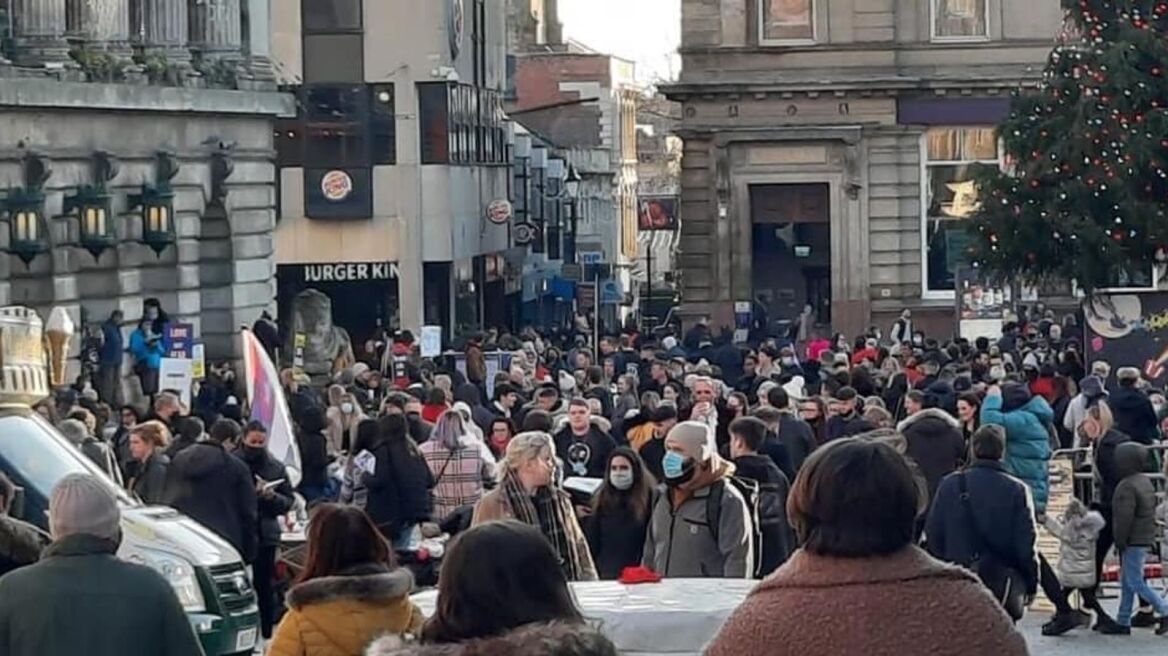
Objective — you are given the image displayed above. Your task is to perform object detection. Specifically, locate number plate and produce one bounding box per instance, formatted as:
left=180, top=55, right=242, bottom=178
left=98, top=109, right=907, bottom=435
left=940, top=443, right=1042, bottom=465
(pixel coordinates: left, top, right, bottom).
left=235, top=627, right=257, bottom=652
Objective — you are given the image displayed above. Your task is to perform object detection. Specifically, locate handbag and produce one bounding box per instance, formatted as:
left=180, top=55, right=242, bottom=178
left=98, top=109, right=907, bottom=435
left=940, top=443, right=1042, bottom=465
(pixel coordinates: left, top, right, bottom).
left=958, top=473, right=1028, bottom=621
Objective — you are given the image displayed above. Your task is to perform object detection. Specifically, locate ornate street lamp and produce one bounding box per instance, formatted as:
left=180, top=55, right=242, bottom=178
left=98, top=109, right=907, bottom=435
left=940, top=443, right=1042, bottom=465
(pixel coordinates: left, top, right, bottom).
left=64, top=152, right=119, bottom=260
left=2, top=153, right=52, bottom=266
left=128, top=151, right=179, bottom=256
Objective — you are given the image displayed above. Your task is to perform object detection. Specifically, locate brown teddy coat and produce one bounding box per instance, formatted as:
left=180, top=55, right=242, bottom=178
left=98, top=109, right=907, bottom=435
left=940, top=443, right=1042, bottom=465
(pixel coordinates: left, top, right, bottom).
left=705, top=546, right=1029, bottom=656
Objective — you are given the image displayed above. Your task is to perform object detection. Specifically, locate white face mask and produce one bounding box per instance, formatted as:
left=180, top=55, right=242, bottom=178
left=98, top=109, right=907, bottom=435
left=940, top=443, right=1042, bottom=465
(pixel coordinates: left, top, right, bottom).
left=341, top=402, right=355, bottom=414
left=609, top=469, right=634, bottom=491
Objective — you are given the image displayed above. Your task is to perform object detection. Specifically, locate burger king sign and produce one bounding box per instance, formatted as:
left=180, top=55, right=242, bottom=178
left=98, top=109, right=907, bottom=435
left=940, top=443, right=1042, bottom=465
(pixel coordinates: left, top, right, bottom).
left=320, top=170, right=354, bottom=202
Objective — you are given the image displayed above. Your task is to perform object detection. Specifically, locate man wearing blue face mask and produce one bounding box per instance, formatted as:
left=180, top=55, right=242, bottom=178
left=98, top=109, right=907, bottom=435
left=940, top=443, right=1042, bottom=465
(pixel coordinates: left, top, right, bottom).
left=641, top=421, right=753, bottom=578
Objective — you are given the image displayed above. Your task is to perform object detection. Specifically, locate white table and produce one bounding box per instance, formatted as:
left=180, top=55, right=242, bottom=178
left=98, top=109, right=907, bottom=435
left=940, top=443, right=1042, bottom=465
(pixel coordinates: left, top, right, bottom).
left=411, top=578, right=757, bottom=655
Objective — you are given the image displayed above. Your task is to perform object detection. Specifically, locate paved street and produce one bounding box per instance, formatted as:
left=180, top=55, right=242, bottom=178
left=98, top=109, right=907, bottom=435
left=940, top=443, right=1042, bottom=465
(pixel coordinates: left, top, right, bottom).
left=1020, top=618, right=1164, bottom=654
left=1020, top=600, right=1166, bottom=655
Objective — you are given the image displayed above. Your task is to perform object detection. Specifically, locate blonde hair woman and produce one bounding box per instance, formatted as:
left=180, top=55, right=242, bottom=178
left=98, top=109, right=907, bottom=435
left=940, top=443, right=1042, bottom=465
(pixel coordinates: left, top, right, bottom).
left=326, top=388, right=366, bottom=454
left=127, top=420, right=171, bottom=504
left=472, top=432, right=597, bottom=581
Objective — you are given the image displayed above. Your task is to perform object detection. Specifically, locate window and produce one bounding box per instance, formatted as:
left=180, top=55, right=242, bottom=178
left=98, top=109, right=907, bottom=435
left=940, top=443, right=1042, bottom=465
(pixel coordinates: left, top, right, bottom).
left=922, top=127, right=1000, bottom=294
left=302, top=0, right=362, bottom=32
left=301, top=0, right=363, bottom=83
left=304, top=86, right=365, bottom=167
left=370, top=84, right=396, bottom=165
left=759, top=0, right=815, bottom=44
left=932, top=0, right=988, bottom=40
left=417, top=82, right=510, bottom=166
left=278, top=85, right=395, bottom=169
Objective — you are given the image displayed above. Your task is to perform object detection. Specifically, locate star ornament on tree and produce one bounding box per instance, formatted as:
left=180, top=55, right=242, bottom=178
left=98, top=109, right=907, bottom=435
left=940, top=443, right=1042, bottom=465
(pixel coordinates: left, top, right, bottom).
left=967, top=0, right=1168, bottom=293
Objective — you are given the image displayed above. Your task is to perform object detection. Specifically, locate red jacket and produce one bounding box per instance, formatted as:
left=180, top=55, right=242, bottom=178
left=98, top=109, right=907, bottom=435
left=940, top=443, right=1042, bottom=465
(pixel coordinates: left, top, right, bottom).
left=1030, top=376, right=1057, bottom=404
left=422, top=403, right=448, bottom=424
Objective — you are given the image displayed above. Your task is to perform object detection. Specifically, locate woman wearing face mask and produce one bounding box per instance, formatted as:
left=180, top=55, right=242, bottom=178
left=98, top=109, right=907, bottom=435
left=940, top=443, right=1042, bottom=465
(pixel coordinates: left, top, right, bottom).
left=472, top=432, right=597, bottom=581
left=327, top=391, right=366, bottom=455
left=582, top=448, right=656, bottom=580
left=487, top=418, right=516, bottom=459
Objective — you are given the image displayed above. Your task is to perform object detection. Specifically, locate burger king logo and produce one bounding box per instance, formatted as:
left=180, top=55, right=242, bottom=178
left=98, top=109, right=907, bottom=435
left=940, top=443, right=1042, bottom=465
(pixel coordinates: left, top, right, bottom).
left=321, top=170, right=353, bottom=202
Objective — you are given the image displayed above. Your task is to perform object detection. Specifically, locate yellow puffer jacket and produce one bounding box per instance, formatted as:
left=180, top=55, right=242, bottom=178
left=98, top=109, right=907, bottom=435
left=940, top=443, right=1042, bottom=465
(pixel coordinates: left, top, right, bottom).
left=268, top=565, right=424, bottom=656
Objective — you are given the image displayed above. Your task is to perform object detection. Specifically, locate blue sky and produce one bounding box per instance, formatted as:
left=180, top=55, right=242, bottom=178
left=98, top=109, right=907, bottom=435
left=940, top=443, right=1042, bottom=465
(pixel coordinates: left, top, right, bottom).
left=559, top=0, right=681, bottom=82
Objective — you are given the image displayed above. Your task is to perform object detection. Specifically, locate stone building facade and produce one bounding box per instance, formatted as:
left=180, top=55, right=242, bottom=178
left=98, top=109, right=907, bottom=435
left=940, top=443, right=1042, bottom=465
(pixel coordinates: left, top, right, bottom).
left=665, top=0, right=1066, bottom=337
left=271, top=0, right=516, bottom=345
left=0, top=0, right=290, bottom=388
left=509, top=49, right=642, bottom=300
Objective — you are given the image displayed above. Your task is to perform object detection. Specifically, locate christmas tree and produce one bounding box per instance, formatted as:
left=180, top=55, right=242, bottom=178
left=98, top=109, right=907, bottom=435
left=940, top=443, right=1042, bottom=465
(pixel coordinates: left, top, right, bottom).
left=967, top=0, right=1168, bottom=293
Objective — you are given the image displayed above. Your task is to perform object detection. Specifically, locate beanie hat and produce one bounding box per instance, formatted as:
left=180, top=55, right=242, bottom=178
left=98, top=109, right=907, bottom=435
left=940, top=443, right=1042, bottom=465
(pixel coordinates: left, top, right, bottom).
left=665, top=421, right=716, bottom=464
left=50, top=473, right=120, bottom=542
left=662, top=336, right=678, bottom=351
left=1079, top=375, right=1108, bottom=401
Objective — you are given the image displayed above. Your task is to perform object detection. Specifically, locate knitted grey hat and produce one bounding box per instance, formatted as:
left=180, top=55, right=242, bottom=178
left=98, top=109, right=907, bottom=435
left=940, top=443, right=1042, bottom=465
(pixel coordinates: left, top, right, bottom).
left=49, top=473, right=120, bottom=541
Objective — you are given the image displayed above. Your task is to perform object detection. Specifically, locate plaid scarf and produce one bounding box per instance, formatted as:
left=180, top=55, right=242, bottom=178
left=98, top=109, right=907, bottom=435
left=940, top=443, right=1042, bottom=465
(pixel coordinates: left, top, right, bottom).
left=502, top=472, right=585, bottom=581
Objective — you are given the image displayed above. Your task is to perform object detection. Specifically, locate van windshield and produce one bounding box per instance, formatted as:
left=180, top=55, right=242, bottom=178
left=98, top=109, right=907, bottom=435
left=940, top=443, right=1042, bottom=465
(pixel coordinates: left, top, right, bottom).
left=0, top=409, right=134, bottom=527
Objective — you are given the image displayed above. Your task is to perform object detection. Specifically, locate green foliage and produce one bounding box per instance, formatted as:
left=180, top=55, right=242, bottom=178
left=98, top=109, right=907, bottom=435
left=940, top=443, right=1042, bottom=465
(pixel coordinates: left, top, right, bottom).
left=69, top=48, right=123, bottom=82
left=132, top=53, right=176, bottom=85
left=192, top=54, right=239, bottom=89
left=967, top=0, right=1168, bottom=292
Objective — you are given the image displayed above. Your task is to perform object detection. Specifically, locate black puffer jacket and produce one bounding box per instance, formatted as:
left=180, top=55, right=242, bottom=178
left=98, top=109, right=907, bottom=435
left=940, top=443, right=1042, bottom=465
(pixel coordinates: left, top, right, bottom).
left=365, top=442, right=434, bottom=535
left=165, top=442, right=258, bottom=562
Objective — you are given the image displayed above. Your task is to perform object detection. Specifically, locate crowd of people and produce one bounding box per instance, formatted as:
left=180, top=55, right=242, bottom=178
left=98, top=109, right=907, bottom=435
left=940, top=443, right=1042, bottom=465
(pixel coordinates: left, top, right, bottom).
left=3, top=306, right=1168, bottom=654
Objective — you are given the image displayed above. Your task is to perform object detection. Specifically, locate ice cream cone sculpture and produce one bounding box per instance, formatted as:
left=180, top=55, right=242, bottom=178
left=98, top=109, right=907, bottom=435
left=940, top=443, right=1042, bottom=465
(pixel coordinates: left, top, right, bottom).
left=45, top=307, right=75, bottom=388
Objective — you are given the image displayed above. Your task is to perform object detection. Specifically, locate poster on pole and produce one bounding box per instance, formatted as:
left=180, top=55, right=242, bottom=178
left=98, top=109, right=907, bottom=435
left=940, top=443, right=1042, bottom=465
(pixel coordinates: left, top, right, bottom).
left=166, top=323, right=195, bottom=359
left=637, top=196, right=679, bottom=231
left=191, top=343, right=206, bottom=380
left=733, top=302, right=751, bottom=344
left=159, top=358, right=194, bottom=409
left=421, top=326, right=443, bottom=358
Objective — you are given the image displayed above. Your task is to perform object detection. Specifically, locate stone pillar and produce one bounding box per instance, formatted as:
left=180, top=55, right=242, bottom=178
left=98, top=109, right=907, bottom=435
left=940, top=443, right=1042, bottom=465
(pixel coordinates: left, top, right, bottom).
left=66, top=0, right=132, bottom=55
left=139, top=0, right=190, bottom=63
left=243, top=0, right=272, bottom=79
left=189, top=0, right=241, bottom=58
left=12, top=0, right=71, bottom=66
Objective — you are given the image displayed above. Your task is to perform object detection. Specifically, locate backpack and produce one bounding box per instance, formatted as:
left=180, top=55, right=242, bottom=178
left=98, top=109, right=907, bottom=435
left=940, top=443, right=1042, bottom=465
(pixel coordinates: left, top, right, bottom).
left=707, top=476, right=769, bottom=578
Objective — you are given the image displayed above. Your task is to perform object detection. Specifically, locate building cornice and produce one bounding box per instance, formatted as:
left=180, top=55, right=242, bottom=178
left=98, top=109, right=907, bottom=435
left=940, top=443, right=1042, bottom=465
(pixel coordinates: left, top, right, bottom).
left=0, top=79, right=295, bottom=117
left=676, top=38, right=1059, bottom=57
left=662, top=76, right=1039, bottom=101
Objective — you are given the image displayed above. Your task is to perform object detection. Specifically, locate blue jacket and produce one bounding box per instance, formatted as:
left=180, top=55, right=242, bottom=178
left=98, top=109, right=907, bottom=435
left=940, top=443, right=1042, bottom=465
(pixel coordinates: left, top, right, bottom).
left=981, top=390, right=1053, bottom=513
left=128, top=328, right=164, bottom=371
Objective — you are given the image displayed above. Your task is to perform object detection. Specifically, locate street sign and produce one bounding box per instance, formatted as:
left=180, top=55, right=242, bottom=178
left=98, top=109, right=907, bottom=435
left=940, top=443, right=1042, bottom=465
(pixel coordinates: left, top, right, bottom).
left=579, top=251, right=604, bottom=265
left=514, top=222, right=537, bottom=246
left=578, top=282, right=596, bottom=312
left=561, top=263, right=583, bottom=282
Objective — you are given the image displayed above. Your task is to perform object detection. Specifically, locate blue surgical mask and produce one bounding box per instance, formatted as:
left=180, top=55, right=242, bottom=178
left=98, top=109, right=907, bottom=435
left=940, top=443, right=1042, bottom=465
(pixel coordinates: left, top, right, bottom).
left=662, top=451, right=689, bottom=479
